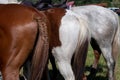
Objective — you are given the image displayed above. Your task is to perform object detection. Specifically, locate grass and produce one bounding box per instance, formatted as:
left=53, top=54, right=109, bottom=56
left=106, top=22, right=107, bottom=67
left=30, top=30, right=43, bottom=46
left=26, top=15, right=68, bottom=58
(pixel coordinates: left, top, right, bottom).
left=85, top=46, right=108, bottom=79
left=85, top=46, right=110, bottom=80
left=85, top=45, right=120, bottom=80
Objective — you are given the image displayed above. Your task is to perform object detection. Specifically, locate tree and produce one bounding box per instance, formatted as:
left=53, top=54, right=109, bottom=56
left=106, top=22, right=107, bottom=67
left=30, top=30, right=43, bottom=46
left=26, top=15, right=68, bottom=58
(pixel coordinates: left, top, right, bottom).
left=111, top=0, right=120, bottom=7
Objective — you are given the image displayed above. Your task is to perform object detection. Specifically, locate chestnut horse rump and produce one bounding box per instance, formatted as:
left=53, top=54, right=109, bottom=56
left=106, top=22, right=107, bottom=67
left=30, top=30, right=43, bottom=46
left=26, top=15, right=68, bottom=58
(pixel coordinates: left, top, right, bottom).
left=0, top=4, right=49, bottom=80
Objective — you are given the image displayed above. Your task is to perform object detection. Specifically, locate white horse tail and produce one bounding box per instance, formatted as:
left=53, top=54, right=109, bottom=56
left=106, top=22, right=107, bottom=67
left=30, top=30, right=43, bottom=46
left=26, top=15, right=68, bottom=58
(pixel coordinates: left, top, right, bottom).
left=67, top=10, right=91, bottom=80
left=112, top=13, right=120, bottom=71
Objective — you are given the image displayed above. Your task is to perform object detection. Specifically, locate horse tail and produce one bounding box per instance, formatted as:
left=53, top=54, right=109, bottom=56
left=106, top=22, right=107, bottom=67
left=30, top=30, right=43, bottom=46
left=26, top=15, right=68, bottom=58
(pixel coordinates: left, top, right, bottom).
left=29, top=16, right=49, bottom=80
left=112, top=13, right=120, bottom=71
left=70, top=10, right=91, bottom=80
left=73, top=38, right=89, bottom=80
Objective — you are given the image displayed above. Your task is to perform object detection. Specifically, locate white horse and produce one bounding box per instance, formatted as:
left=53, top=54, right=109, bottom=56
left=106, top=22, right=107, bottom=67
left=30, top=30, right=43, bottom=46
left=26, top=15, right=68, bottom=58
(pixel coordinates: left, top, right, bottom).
left=68, top=5, right=119, bottom=80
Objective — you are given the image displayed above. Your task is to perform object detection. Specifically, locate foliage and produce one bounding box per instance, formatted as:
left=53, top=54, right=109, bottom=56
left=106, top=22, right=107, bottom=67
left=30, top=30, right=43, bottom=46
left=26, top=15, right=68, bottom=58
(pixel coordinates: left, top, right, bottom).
left=18, top=0, right=120, bottom=7
left=73, top=0, right=111, bottom=6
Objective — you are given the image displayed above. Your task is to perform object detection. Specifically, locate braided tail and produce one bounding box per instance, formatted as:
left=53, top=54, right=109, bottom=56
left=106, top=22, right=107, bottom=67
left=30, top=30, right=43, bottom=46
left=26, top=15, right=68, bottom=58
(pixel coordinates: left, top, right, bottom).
left=29, top=17, right=49, bottom=80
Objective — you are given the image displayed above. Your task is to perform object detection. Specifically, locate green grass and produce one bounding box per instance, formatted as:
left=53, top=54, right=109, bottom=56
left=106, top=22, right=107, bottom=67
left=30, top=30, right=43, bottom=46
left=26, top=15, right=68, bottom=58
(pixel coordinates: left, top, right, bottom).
left=85, top=45, right=120, bottom=80
left=85, top=46, right=109, bottom=80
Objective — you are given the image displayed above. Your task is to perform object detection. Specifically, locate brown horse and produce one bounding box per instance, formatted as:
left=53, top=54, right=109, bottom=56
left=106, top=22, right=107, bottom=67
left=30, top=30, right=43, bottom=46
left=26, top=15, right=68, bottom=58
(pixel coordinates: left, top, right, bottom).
left=0, top=4, right=49, bottom=80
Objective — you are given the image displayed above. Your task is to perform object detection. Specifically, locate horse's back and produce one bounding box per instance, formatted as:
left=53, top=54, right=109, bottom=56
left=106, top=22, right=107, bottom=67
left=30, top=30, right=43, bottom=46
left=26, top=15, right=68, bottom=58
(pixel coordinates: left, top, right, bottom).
left=72, top=5, right=119, bottom=40
left=0, top=4, right=42, bottom=32
left=72, top=5, right=118, bottom=24
left=72, top=5, right=118, bottom=25
left=0, top=4, right=37, bottom=21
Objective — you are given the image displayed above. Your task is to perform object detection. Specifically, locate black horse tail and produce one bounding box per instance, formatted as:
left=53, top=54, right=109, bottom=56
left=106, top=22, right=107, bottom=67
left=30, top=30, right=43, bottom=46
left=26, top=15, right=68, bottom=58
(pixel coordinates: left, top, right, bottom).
left=72, top=38, right=89, bottom=80
left=29, top=16, right=49, bottom=80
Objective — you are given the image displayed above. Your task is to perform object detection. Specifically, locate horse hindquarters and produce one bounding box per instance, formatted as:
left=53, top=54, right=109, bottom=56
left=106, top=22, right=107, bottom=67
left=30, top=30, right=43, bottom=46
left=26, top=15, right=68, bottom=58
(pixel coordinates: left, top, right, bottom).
left=52, top=10, right=90, bottom=80
left=99, top=14, right=120, bottom=80
left=111, top=14, right=120, bottom=80
left=0, top=23, right=38, bottom=80
left=93, top=11, right=120, bottom=80
left=52, top=15, right=80, bottom=80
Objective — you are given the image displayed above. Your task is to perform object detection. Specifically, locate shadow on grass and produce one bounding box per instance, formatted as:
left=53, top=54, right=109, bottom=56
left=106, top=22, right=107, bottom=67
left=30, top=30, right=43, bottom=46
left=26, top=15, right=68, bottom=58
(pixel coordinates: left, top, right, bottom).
left=85, top=66, right=104, bottom=73
left=49, top=70, right=64, bottom=80
left=85, top=65, right=108, bottom=80
left=19, top=66, right=108, bottom=80
left=87, top=75, right=107, bottom=80
left=49, top=65, right=108, bottom=80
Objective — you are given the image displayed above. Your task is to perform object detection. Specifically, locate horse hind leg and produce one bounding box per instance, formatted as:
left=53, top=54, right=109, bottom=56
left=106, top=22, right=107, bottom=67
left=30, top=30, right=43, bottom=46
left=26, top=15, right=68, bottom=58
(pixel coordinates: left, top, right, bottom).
left=52, top=46, right=75, bottom=80
left=49, top=51, right=59, bottom=80
left=1, top=67, right=19, bottom=80
left=88, top=38, right=102, bottom=78
left=100, top=45, right=115, bottom=80
left=88, top=50, right=101, bottom=79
